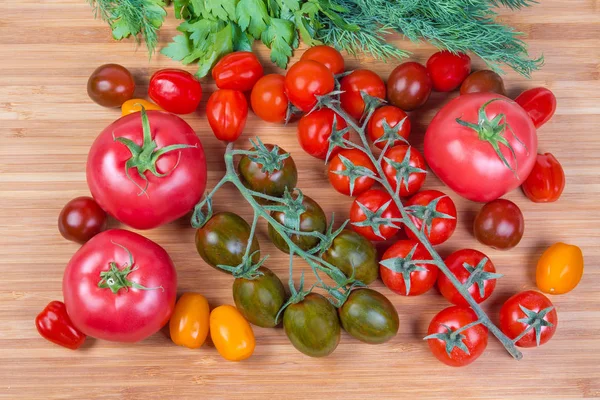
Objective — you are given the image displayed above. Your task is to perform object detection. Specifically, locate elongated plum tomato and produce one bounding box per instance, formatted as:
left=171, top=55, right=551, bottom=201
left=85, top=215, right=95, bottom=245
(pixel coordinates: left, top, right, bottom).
left=536, top=243, right=583, bottom=295
left=522, top=153, right=565, bottom=203
left=405, top=190, right=457, bottom=246
left=322, top=229, right=379, bottom=284
left=328, top=149, right=377, bottom=196
left=149, top=69, right=202, bottom=114
left=350, top=189, right=401, bottom=241
left=424, top=93, right=537, bottom=202
left=233, top=267, right=287, bottom=328
left=169, top=293, right=210, bottom=349
left=339, top=289, right=399, bottom=344
left=460, top=70, right=506, bottom=96
left=212, top=51, right=263, bottom=92
left=300, top=45, right=345, bottom=74
left=474, top=199, right=524, bottom=250
left=121, top=99, right=163, bottom=116
left=381, top=145, right=427, bottom=197
left=206, top=89, right=248, bottom=142
left=297, top=108, right=348, bottom=160
left=426, top=51, right=471, bottom=92
left=63, top=229, right=177, bottom=342
left=380, top=240, right=437, bottom=296
left=87, top=109, right=207, bottom=230
left=58, top=196, right=107, bottom=244
left=387, top=62, right=432, bottom=111
left=36, top=301, right=86, bottom=350
left=499, top=291, right=557, bottom=348
left=87, top=64, right=135, bottom=108
left=366, top=105, right=411, bottom=149
left=515, top=87, right=557, bottom=129
left=210, top=305, right=255, bottom=361
left=340, top=70, right=386, bottom=120
left=284, top=60, right=335, bottom=112
left=251, top=74, right=288, bottom=123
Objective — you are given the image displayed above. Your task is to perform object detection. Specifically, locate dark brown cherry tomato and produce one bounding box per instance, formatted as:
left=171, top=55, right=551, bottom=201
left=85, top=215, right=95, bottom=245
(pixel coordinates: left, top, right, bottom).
left=474, top=199, right=524, bottom=250
left=515, top=87, right=557, bottom=129
left=212, top=52, right=264, bottom=92
left=300, top=45, right=345, bottom=75
left=426, top=51, right=471, bottom=92
left=58, top=196, right=107, bottom=244
left=366, top=106, right=411, bottom=150
left=87, top=64, right=135, bottom=108
left=340, top=70, right=386, bottom=120
left=238, top=144, right=298, bottom=199
left=522, top=153, right=565, bottom=203
left=322, top=229, right=379, bottom=284
left=233, top=267, right=287, bottom=328
left=387, top=62, right=432, bottom=111
left=460, top=70, right=506, bottom=96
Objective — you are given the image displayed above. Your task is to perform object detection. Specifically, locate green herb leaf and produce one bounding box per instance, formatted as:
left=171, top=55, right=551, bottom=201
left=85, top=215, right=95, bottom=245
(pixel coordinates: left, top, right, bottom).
left=161, top=34, right=192, bottom=61
left=261, top=18, right=297, bottom=68
left=237, top=0, right=270, bottom=39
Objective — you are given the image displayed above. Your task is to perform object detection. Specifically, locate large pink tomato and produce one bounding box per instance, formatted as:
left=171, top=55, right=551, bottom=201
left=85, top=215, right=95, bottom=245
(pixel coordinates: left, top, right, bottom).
left=424, top=93, right=537, bottom=202
left=87, top=109, right=206, bottom=229
left=63, top=229, right=177, bottom=342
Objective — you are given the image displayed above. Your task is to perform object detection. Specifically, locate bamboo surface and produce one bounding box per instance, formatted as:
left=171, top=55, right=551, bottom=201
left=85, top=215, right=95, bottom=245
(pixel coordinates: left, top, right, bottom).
left=1, top=1, right=599, bottom=399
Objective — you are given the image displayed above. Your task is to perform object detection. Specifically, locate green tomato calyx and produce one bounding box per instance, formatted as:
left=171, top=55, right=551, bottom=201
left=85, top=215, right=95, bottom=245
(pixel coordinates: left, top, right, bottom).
left=379, top=244, right=430, bottom=295
left=515, top=305, right=555, bottom=347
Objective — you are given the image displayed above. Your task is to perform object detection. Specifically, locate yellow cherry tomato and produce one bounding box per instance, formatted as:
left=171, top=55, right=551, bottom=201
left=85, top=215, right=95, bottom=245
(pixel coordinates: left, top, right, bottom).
left=536, top=242, right=584, bottom=294
left=121, top=99, right=163, bottom=116
left=210, top=305, right=255, bottom=361
left=169, top=293, right=210, bottom=349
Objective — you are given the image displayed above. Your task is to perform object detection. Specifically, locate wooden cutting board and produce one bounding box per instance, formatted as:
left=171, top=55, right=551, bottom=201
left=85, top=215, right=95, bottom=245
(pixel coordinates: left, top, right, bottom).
left=1, top=1, right=599, bottom=399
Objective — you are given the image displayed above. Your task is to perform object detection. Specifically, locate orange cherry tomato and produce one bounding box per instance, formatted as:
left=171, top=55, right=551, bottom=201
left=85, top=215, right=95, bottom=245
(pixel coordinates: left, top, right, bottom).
left=536, top=243, right=584, bottom=294
left=169, top=293, right=210, bottom=349
left=121, top=99, right=163, bottom=116
left=210, top=305, right=255, bottom=361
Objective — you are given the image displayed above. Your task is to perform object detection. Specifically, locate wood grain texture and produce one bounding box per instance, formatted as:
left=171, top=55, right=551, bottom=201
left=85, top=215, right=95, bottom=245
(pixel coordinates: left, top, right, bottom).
left=1, top=1, right=599, bottom=399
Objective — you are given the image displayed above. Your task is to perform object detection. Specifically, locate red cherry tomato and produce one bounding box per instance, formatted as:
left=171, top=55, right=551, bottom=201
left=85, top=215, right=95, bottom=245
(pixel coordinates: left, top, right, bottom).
left=500, top=291, right=557, bottom=348
left=387, top=62, right=432, bottom=111
left=515, top=87, right=557, bottom=129
left=405, top=190, right=457, bottom=245
left=300, top=45, right=345, bottom=75
left=366, top=106, right=411, bottom=149
left=340, top=70, right=386, bottom=121
left=380, top=240, right=437, bottom=296
left=297, top=109, right=348, bottom=160
left=58, top=196, right=107, bottom=244
left=212, top=52, right=264, bottom=92
left=250, top=74, right=288, bottom=123
left=328, top=149, right=377, bottom=196
left=285, top=60, right=335, bottom=112
left=522, top=153, right=565, bottom=203
left=350, top=189, right=401, bottom=241
left=36, top=301, right=86, bottom=350
left=149, top=69, right=202, bottom=114
left=206, top=89, right=248, bottom=142
left=380, top=145, right=427, bottom=197
left=438, top=249, right=499, bottom=307
left=426, top=51, right=471, bottom=92
left=426, top=306, right=488, bottom=367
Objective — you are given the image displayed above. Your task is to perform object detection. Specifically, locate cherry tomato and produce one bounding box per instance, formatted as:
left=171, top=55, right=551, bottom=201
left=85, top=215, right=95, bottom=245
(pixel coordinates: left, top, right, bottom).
left=285, top=60, right=334, bottom=112
left=87, top=64, right=135, bottom=108
left=58, top=196, right=107, bottom=244
left=380, top=240, right=437, bottom=296
left=300, top=45, right=345, bottom=75
left=474, top=199, right=524, bottom=250
left=250, top=74, right=288, bottom=123
left=212, top=52, right=263, bottom=92
left=149, top=69, right=202, bottom=114
left=500, top=291, right=557, bottom=348
left=366, top=106, right=411, bottom=149
left=169, top=293, right=210, bottom=349
left=426, top=306, right=488, bottom=367
left=460, top=70, right=506, bottom=96
left=35, top=301, right=86, bottom=350
left=405, top=190, right=457, bottom=245
left=238, top=144, right=298, bottom=199
left=380, top=145, right=427, bottom=197
left=536, top=243, right=584, bottom=295
left=426, top=51, right=471, bottom=92
left=328, top=149, right=377, bottom=196
left=522, top=153, right=565, bottom=203
left=515, top=87, right=557, bottom=129
left=206, top=89, right=248, bottom=142
left=340, top=70, right=386, bottom=120
left=438, top=249, right=499, bottom=307
left=387, top=62, right=432, bottom=111
left=210, top=305, right=255, bottom=361
left=350, top=189, right=401, bottom=241
left=121, top=99, right=163, bottom=116
left=297, top=108, right=348, bottom=160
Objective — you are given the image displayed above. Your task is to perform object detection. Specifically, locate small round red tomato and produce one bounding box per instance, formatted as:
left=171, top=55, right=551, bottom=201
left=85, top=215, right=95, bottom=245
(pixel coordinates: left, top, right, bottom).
left=366, top=106, right=411, bottom=149
left=250, top=74, right=288, bottom=123
left=500, top=291, right=557, bottom=348
left=87, top=64, right=135, bottom=108
left=460, top=70, right=506, bottom=96
left=515, top=87, right=557, bottom=129
left=340, top=70, right=386, bottom=121
left=206, top=89, right=248, bottom=142
left=297, top=108, right=348, bottom=160
left=350, top=189, right=401, bottom=241
left=380, top=240, right=437, bottom=296
left=522, top=153, right=565, bottom=203
left=405, top=190, right=457, bottom=246
left=426, top=306, right=488, bottom=367
left=212, top=52, right=263, bottom=92
left=474, top=199, right=524, bottom=250
left=380, top=145, right=427, bottom=197
left=426, top=51, right=471, bottom=92
left=58, top=196, right=107, bottom=244
left=149, top=69, right=202, bottom=114
left=328, top=149, right=377, bottom=196
left=438, top=249, right=499, bottom=307
left=300, top=45, right=345, bottom=75
left=285, top=60, right=334, bottom=112
left=387, top=62, right=432, bottom=111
